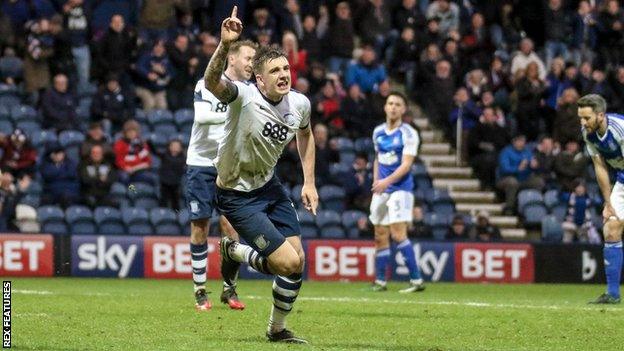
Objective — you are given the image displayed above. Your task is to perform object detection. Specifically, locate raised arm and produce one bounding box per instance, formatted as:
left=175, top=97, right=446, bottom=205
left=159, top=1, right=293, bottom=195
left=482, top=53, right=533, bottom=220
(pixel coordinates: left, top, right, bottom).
left=203, top=6, right=242, bottom=103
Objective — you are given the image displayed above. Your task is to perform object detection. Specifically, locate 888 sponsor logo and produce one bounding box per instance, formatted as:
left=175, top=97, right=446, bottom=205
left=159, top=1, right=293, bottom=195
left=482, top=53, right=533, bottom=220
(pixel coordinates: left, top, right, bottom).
left=262, top=122, right=289, bottom=142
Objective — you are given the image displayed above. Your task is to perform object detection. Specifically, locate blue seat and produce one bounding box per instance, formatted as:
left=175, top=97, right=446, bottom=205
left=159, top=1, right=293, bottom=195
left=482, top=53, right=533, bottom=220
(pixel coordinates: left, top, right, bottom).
left=432, top=203, right=455, bottom=217
left=342, top=210, right=367, bottom=229
left=152, top=122, right=178, bottom=135
left=148, top=132, right=169, bottom=155
left=297, top=209, right=317, bottom=238
left=320, top=226, right=346, bottom=239
left=18, top=194, right=40, bottom=208
left=15, top=120, right=41, bottom=137
left=122, top=207, right=153, bottom=235
left=316, top=210, right=341, bottom=228
left=354, top=137, right=374, bottom=153
left=0, top=120, right=13, bottom=135
left=174, top=109, right=194, bottom=132
left=0, top=95, right=21, bottom=111
left=411, top=163, right=428, bottom=177
left=544, top=189, right=560, bottom=209
left=339, top=151, right=356, bottom=167
left=517, top=189, right=544, bottom=212
left=110, top=182, right=130, bottom=208
left=0, top=105, right=10, bottom=120
left=94, top=206, right=125, bottom=235
left=172, top=132, right=190, bottom=148
left=319, top=185, right=346, bottom=212
left=426, top=189, right=454, bottom=211
left=334, top=137, right=355, bottom=153
left=128, top=183, right=159, bottom=210
left=147, top=109, right=174, bottom=128
left=37, top=205, right=67, bottom=235
left=150, top=207, right=180, bottom=235
left=10, top=105, right=38, bottom=122
left=415, top=177, right=432, bottom=190
left=59, top=130, right=85, bottom=161
left=523, top=204, right=548, bottom=227
left=66, top=205, right=96, bottom=234
left=31, top=129, right=58, bottom=150
left=291, top=184, right=303, bottom=205
left=425, top=213, right=449, bottom=240
left=178, top=208, right=190, bottom=225
left=551, top=203, right=568, bottom=222
left=541, top=215, right=563, bottom=242
left=329, top=163, right=350, bottom=179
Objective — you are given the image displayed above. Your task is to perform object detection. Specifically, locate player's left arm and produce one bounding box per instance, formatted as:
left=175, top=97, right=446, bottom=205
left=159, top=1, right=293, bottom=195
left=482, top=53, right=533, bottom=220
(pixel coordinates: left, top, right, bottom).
left=372, top=154, right=415, bottom=194
left=296, top=101, right=318, bottom=215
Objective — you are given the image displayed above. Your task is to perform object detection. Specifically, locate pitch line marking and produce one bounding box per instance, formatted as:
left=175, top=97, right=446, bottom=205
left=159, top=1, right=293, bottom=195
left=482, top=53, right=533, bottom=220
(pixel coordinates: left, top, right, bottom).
left=244, top=295, right=620, bottom=312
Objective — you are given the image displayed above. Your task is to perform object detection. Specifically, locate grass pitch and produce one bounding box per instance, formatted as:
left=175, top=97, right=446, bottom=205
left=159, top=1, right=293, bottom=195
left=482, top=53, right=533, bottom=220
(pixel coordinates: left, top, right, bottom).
left=10, top=278, right=624, bottom=350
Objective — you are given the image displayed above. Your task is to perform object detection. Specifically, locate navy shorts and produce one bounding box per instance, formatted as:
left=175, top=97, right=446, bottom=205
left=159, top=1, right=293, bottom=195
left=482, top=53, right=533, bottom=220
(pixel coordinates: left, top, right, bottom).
left=185, top=166, right=218, bottom=221
left=216, top=176, right=301, bottom=256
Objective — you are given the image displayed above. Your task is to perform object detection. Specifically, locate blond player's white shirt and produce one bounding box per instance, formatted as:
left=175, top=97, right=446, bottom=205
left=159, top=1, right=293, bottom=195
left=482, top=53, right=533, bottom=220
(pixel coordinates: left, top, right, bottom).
left=186, top=77, right=230, bottom=167
left=215, top=81, right=310, bottom=192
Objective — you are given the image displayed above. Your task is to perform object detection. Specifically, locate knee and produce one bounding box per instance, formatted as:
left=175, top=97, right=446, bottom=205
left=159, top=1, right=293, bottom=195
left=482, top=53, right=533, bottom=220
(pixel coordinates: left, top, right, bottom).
left=603, top=220, right=624, bottom=242
left=374, top=234, right=389, bottom=248
left=280, top=255, right=301, bottom=276
left=190, top=220, right=208, bottom=244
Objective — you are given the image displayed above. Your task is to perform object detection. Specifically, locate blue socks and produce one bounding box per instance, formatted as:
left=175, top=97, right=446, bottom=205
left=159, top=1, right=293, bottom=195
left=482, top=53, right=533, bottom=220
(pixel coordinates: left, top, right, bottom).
left=375, top=248, right=390, bottom=282
left=604, top=241, right=623, bottom=299
left=398, top=239, right=422, bottom=281
left=190, top=242, right=208, bottom=291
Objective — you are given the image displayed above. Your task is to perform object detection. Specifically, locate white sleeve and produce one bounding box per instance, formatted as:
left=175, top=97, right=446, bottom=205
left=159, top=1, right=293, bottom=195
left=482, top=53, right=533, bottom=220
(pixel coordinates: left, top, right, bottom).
left=402, top=126, right=420, bottom=157
left=193, top=81, right=226, bottom=125
left=299, top=96, right=311, bottom=129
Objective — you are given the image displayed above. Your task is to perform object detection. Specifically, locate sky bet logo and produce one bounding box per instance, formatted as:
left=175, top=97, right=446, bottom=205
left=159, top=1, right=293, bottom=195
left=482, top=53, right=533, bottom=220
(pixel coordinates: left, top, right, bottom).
left=72, top=236, right=143, bottom=278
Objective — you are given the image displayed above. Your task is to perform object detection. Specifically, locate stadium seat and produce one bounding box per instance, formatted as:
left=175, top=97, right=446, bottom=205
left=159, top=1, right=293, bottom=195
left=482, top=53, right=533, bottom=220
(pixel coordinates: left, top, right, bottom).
left=94, top=206, right=125, bottom=235
left=523, top=204, right=548, bottom=227
left=415, top=177, right=433, bottom=190
left=134, top=108, right=148, bottom=123
left=426, top=189, right=454, bottom=208
left=0, top=95, right=21, bottom=111
left=148, top=132, right=169, bottom=155
left=66, top=205, right=97, bottom=235
left=31, top=130, right=58, bottom=150
left=0, top=120, right=13, bottom=135
left=0, top=105, right=10, bottom=120
left=110, top=182, right=130, bottom=208
left=15, top=120, right=41, bottom=137
left=122, top=207, right=153, bottom=235
left=425, top=213, right=449, bottom=240
left=10, top=105, right=38, bottom=122
left=291, top=184, right=303, bottom=205
left=174, top=109, right=194, bottom=132
left=147, top=109, right=174, bottom=129
left=342, top=210, right=367, bottom=239
left=319, top=185, right=346, bottom=212
left=172, top=133, right=190, bottom=148
left=339, top=151, right=356, bottom=167
left=517, top=189, right=544, bottom=212
left=541, top=215, right=563, bottom=242
left=316, top=210, right=341, bottom=228
left=321, top=226, right=346, bottom=239
left=544, top=189, right=560, bottom=209
left=18, top=194, right=40, bottom=208
left=37, top=205, right=68, bottom=235
left=76, top=104, right=90, bottom=120
left=329, top=163, right=350, bottom=179
left=178, top=208, right=191, bottom=236
left=151, top=155, right=161, bottom=170
left=551, top=203, right=568, bottom=222
left=297, top=209, right=317, bottom=238
left=354, top=137, right=374, bottom=153
left=411, top=163, right=428, bottom=177
left=59, top=130, right=85, bottom=161
left=153, top=122, right=178, bottom=135
left=150, top=207, right=181, bottom=235
left=128, top=182, right=159, bottom=209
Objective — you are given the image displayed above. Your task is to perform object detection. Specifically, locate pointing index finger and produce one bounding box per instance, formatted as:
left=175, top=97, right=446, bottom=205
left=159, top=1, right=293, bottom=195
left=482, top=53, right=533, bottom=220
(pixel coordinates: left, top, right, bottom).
left=231, top=6, right=238, bottom=19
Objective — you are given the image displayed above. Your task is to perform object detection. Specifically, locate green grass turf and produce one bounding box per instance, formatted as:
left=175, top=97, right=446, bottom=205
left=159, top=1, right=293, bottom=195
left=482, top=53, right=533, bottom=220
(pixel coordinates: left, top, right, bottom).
left=8, top=278, right=624, bottom=351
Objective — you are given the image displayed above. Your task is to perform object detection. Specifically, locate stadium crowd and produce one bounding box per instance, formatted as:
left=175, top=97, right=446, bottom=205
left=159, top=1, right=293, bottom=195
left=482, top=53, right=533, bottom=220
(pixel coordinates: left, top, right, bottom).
left=0, top=0, right=623, bottom=243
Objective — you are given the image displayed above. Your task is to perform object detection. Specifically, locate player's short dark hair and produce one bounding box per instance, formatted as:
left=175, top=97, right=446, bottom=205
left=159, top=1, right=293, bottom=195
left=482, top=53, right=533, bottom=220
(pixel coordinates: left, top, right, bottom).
left=228, top=40, right=257, bottom=56
left=252, top=45, right=287, bottom=74
left=387, top=91, right=408, bottom=106
left=577, top=94, right=607, bottom=113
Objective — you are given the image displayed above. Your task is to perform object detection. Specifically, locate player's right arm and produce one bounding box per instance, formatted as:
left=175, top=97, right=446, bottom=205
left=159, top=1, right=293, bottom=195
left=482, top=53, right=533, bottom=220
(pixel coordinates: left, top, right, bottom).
left=203, top=6, right=241, bottom=103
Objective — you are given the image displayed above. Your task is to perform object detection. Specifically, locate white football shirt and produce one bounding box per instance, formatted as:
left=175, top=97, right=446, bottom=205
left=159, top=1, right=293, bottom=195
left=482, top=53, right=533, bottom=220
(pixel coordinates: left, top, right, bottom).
left=215, top=81, right=311, bottom=191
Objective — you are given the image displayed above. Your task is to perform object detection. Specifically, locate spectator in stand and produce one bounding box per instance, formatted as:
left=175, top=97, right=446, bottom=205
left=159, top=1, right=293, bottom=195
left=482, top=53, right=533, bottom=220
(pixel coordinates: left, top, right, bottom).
left=543, top=0, right=572, bottom=68
left=467, top=107, right=509, bottom=190
left=300, top=15, right=321, bottom=60
left=445, top=214, right=470, bottom=241
left=419, top=42, right=443, bottom=84
left=0, top=47, right=23, bottom=86
left=345, top=44, right=387, bottom=94
left=464, top=69, right=488, bottom=102
left=544, top=58, right=569, bottom=132
left=313, top=123, right=340, bottom=186
left=91, top=74, right=134, bottom=134
left=79, top=144, right=117, bottom=208
left=408, top=202, right=432, bottom=239
left=135, top=39, right=173, bottom=111
left=611, top=66, right=624, bottom=113
left=280, top=0, right=304, bottom=40
left=421, top=18, right=443, bottom=47
left=0, top=13, right=15, bottom=51
left=0, top=129, right=37, bottom=178
left=496, top=134, right=545, bottom=215
left=325, top=1, right=355, bottom=74
left=587, top=68, right=614, bottom=103
left=597, top=0, right=624, bottom=68
left=341, top=153, right=372, bottom=211
left=62, top=0, right=91, bottom=93
left=194, top=34, right=218, bottom=81
left=23, top=18, right=54, bottom=100
left=159, top=139, right=185, bottom=210
left=423, top=59, right=454, bottom=138
left=41, top=73, right=78, bottom=131
left=426, top=0, right=460, bottom=37
left=276, top=140, right=302, bottom=187
left=554, top=140, right=589, bottom=193
left=510, top=38, right=547, bottom=80
left=369, top=80, right=392, bottom=122
left=49, top=15, right=76, bottom=85
left=167, top=33, right=197, bottom=111
left=514, top=62, right=547, bottom=141
left=486, top=56, right=512, bottom=105
left=356, top=0, right=391, bottom=57
left=553, top=87, right=582, bottom=144
left=561, top=181, right=601, bottom=244
left=394, top=0, right=426, bottom=31
left=282, top=31, right=307, bottom=84
left=461, top=12, right=493, bottom=70
left=40, top=142, right=80, bottom=208
left=571, top=0, right=598, bottom=65
left=342, top=84, right=373, bottom=138
left=532, top=136, right=556, bottom=189
left=95, top=14, right=137, bottom=86
left=79, top=121, right=113, bottom=161
left=138, top=0, right=189, bottom=43
left=114, top=120, right=156, bottom=186
left=449, top=87, right=480, bottom=160
left=391, top=27, right=420, bottom=93
left=575, top=61, right=594, bottom=95
left=313, top=79, right=343, bottom=129
left=245, top=7, right=277, bottom=44
left=0, top=172, right=22, bottom=232
left=175, top=12, right=200, bottom=45
left=470, top=211, right=502, bottom=242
